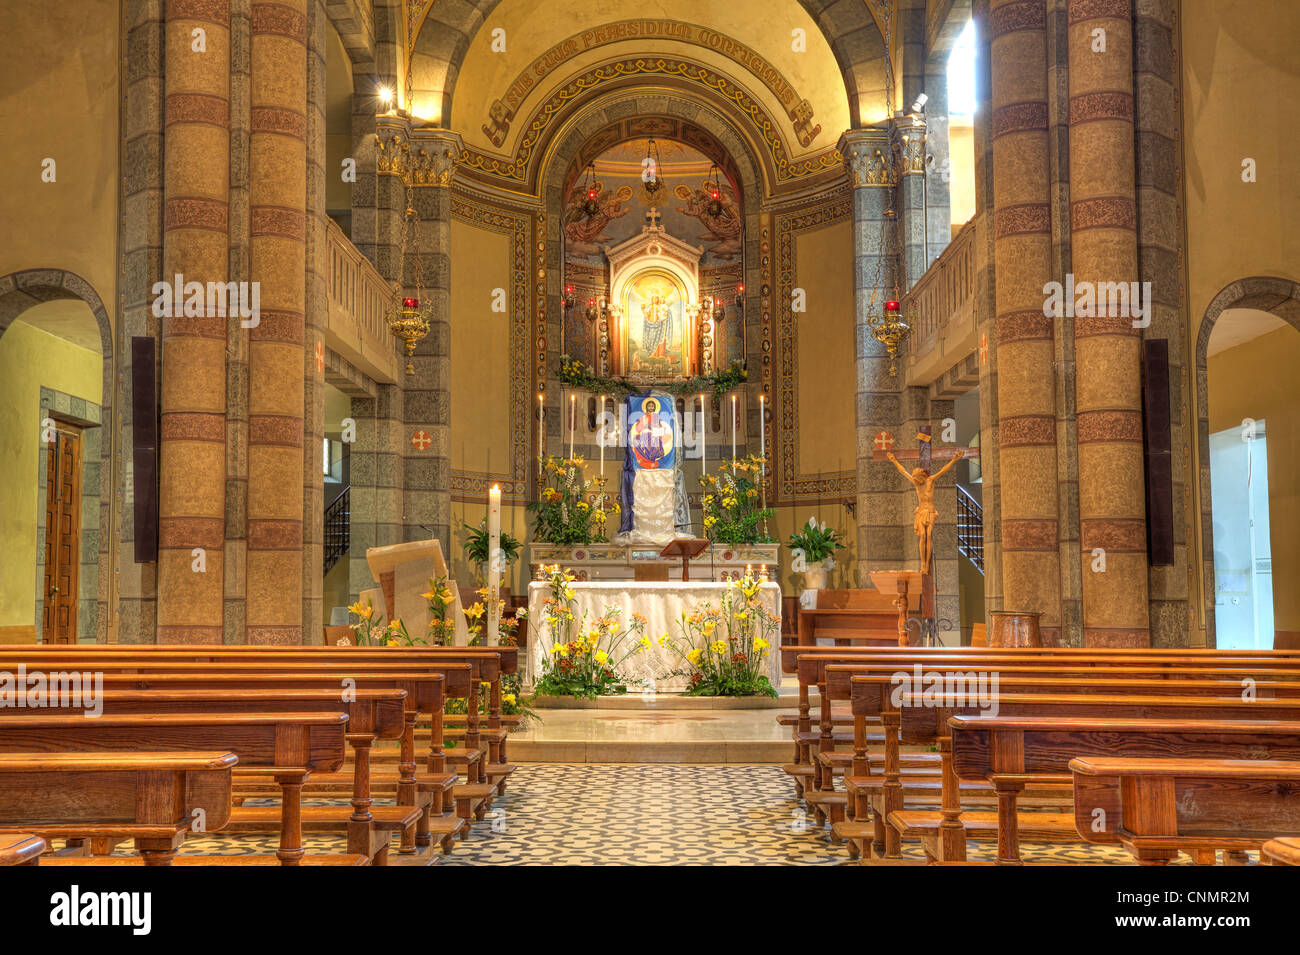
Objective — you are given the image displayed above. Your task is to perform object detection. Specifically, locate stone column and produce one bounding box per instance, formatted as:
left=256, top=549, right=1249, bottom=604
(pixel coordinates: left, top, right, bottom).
left=1067, top=0, right=1149, bottom=646
left=157, top=0, right=231, bottom=644
left=246, top=0, right=307, bottom=643
left=842, top=126, right=905, bottom=585
left=989, top=0, right=1063, bottom=643
left=894, top=114, right=929, bottom=290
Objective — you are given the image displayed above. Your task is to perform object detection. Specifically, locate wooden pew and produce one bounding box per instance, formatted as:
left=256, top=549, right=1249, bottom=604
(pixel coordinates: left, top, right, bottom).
left=950, top=714, right=1300, bottom=865
left=1262, top=837, right=1300, bottom=865
left=796, top=589, right=912, bottom=647
left=1070, top=756, right=1300, bottom=865
left=0, top=833, right=46, bottom=866
left=25, top=686, right=428, bottom=861
left=0, top=712, right=347, bottom=865
left=0, top=751, right=236, bottom=865
left=4, top=654, right=489, bottom=846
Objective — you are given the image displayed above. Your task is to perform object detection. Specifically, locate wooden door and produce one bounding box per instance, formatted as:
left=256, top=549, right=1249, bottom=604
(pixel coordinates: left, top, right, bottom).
left=41, top=425, right=82, bottom=645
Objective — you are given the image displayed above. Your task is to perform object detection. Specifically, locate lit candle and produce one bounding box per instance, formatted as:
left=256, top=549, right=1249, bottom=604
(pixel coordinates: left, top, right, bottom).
left=731, top=394, right=737, bottom=464
left=699, top=393, right=706, bottom=469
left=599, top=394, right=606, bottom=477
left=488, top=484, right=501, bottom=646
left=537, top=393, right=544, bottom=474
left=569, top=393, right=576, bottom=460
left=759, top=394, right=765, bottom=471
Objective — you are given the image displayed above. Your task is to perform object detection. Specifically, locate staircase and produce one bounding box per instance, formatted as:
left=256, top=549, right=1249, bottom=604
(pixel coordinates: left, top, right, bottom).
left=956, top=484, right=984, bottom=575
left=324, top=486, right=350, bottom=574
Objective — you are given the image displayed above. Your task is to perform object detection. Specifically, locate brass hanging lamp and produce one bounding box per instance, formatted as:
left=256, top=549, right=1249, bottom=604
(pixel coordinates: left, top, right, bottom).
left=387, top=182, right=435, bottom=376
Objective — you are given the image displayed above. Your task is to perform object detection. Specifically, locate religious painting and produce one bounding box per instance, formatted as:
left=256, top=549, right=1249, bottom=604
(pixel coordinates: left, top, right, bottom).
left=626, top=393, right=676, bottom=470
left=622, top=269, right=688, bottom=378
left=563, top=180, right=634, bottom=259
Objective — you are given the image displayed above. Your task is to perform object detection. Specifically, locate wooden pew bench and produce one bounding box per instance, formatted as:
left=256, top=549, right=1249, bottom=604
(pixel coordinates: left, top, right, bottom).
left=0, top=833, right=45, bottom=866
left=1262, top=837, right=1300, bottom=865
left=1070, top=756, right=1300, bottom=865
left=0, top=751, right=236, bottom=866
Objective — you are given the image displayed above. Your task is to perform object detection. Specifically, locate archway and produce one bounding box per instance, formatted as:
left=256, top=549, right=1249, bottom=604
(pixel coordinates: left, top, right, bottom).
left=1196, top=276, right=1300, bottom=647
left=0, top=269, right=114, bottom=643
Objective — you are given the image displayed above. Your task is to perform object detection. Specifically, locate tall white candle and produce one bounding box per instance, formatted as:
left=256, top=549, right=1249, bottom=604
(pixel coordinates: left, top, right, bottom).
left=537, top=393, right=544, bottom=474
left=487, top=484, right=501, bottom=646
left=599, top=394, right=606, bottom=476
left=731, top=394, right=737, bottom=463
left=759, top=394, right=766, bottom=471
left=569, top=393, right=576, bottom=460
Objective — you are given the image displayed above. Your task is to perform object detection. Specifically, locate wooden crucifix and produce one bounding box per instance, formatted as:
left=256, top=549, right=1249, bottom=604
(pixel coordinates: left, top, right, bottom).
left=872, top=425, right=968, bottom=626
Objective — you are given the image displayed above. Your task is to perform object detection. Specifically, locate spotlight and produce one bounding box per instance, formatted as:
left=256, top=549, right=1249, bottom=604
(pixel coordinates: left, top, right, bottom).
left=910, top=93, right=928, bottom=113
left=378, top=87, right=393, bottom=106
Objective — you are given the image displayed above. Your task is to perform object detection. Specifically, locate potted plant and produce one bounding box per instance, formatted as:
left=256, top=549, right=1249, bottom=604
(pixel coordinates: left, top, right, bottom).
left=462, top=520, right=522, bottom=587
left=787, top=517, right=845, bottom=590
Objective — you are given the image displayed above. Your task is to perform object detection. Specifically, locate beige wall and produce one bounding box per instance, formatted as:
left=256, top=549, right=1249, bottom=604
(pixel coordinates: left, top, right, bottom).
left=1207, top=324, right=1300, bottom=633
left=0, top=320, right=103, bottom=626
left=0, top=0, right=119, bottom=312
left=948, top=121, right=975, bottom=232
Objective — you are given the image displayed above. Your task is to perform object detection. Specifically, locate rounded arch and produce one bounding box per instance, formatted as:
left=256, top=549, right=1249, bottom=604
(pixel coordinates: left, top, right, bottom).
left=539, top=90, right=767, bottom=416
left=0, top=268, right=115, bottom=643
left=795, top=0, right=891, bottom=123
left=406, top=0, right=508, bottom=124
left=1195, top=275, right=1300, bottom=646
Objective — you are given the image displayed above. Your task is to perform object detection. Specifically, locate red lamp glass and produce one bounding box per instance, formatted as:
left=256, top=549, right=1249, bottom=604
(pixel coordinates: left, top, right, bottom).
left=403, top=297, right=419, bottom=308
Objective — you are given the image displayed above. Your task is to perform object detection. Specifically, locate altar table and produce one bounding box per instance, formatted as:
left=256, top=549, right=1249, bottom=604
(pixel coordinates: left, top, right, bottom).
left=525, top=581, right=783, bottom=692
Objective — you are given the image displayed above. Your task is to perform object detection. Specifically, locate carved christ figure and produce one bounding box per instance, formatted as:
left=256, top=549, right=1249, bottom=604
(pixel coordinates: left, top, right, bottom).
left=887, top=448, right=965, bottom=570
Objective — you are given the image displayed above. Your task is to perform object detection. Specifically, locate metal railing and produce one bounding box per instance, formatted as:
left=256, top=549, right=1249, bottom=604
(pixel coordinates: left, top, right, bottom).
left=324, top=486, right=350, bottom=575
left=956, top=484, right=984, bottom=575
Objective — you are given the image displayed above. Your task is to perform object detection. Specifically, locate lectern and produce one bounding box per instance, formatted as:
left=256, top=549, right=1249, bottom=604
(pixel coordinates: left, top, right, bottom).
left=365, top=538, right=470, bottom=645
left=659, top=538, right=710, bottom=581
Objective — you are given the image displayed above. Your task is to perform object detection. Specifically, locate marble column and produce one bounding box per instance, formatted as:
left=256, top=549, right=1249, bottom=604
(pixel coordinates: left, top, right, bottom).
left=1067, top=0, right=1149, bottom=646
left=842, top=126, right=905, bottom=585
left=157, top=0, right=231, bottom=644
left=989, top=0, right=1063, bottom=643
left=246, top=0, right=307, bottom=643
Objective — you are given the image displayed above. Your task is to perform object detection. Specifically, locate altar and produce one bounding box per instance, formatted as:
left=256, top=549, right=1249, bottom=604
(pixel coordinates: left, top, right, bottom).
left=525, top=580, right=782, bottom=692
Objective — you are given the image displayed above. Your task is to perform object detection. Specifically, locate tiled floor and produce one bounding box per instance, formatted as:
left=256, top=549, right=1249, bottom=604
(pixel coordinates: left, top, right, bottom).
left=162, top=763, right=1175, bottom=865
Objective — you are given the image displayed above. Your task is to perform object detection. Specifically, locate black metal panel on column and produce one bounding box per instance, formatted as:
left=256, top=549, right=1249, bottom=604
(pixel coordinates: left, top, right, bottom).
left=1141, top=339, right=1173, bottom=565
left=131, top=336, right=158, bottom=563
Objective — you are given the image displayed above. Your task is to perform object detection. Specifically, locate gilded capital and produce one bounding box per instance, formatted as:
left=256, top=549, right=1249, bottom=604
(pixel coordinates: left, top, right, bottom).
left=376, top=118, right=464, bottom=188
left=838, top=127, right=895, bottom=188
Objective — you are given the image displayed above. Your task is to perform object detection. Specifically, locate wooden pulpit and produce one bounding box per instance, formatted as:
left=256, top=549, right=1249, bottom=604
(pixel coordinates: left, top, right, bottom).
left=365, top=538, right=470, bottom=645
left=659, top=538, right=710, bottom=581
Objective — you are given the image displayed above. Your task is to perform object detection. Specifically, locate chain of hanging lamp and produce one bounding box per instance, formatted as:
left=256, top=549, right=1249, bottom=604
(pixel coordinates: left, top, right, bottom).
left=863, top=19, right=912, bottom=377
left=387, top=177, right=435, bottom=376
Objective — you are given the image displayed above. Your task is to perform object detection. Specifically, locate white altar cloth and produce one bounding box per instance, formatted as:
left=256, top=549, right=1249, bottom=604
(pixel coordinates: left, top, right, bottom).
left=525, top=580, right=782, bottom=692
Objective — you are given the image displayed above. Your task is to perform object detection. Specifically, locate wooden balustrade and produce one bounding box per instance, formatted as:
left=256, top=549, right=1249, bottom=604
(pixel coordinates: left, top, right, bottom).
left=902, top=214, right=980, bottom=385
left=325, top=217, right=402, bottom=383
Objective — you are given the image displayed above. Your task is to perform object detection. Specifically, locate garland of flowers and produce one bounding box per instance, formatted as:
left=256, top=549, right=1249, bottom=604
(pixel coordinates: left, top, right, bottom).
left=557, top=355, right=747, bottom=400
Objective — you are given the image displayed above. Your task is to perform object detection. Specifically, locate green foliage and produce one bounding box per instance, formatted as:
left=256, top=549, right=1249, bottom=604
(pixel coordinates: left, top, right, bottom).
left=657, top=571, right=778, bottom=697
left=557, top=354, right=747, bottom=401
left=462, top=520, right=522, bottom=570
left=786, top=516, right=846, bottom=564
left=529, top=565, right=645, bottom=699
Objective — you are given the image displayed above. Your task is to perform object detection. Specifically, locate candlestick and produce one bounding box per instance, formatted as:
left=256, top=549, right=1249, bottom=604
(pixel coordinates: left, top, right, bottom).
left=487, top=484, right=501, bottom=646
left=569, top=393, right=576, bottom=460
left=731, top=393, right=737, bottom=464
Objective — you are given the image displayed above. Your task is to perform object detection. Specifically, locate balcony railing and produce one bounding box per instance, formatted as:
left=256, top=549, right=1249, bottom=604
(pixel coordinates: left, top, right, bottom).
left=903, top=214, right=980, bottom=384
left=325, top=217, right=401, bottom=383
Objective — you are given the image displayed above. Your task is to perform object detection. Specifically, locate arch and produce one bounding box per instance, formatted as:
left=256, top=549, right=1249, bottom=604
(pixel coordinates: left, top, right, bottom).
left=1194, top=275, right=1300, bottom=646
left=410, top=0, right=881, bottom=133
left=0, top=268, right=115, bottom=643
left=538, top=90, right=767, bottom=433
left=323, top=0, right=377, bottom=70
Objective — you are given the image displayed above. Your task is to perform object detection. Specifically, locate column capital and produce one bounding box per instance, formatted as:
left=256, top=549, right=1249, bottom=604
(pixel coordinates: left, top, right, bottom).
left=375, top=115, right=464, bottom=188
left=892, top=114, right=928, bottom=178
left=839, top=126, right=895, bottom=188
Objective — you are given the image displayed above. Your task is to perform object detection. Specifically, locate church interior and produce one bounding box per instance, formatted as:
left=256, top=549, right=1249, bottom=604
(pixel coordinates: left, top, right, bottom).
left=1, top=0, right=1299, bottom=891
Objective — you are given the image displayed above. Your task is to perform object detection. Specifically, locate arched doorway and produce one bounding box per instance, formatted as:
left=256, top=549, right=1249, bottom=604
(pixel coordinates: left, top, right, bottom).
left=1197, top=276, right=1300, bottom=648
left=0, top=269, right=114, bottom=644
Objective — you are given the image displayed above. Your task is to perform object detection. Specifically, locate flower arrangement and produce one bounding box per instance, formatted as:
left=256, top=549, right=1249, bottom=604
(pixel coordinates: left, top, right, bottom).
left=462, top=520, right=522, bottom=585
left=527, top=455, right=617, bottom=545
left=787, top=516, right=846, bottom=566
left=444, top=672, right=537, bottom=726
left=657, top=570, right=777, bottom=697
left=700, top=454, right=775, bottom=545
left=345, top=599, right=424, bottom=646
left=464, top=587, right=522, bottom=647
left=530, top=564, right=643, bottom=699
left=421, top=576, right=457, bottom=645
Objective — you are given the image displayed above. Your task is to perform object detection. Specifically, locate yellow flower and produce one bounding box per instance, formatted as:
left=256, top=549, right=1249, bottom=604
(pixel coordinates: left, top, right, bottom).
left=754, top=637, right=770, bottom=652
left=638, top=635, right=651, bottom=650
left=347, top=600, right=374, bottom=619
left=686, top=648, right=703, bottom=665
left=502, top=693, right=516, bottom=705
left=577, top=501, right=590, bottom=512
left=710, top=640, right=727, bottom=655
left=464, top=602, right=485, bottom=621
left=594, top=650, right=609, bottom=665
